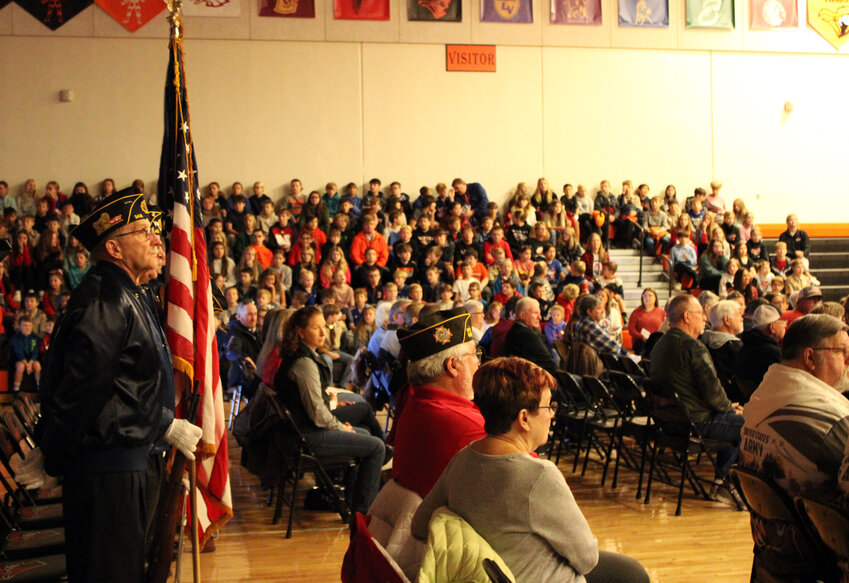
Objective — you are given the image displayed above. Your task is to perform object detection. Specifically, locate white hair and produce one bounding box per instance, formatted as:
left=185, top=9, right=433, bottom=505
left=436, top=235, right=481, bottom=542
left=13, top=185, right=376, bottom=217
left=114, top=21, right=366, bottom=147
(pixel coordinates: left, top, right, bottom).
left=709, top=299, right=741, bottom=330
left=407, top=343, right=468, bottom=386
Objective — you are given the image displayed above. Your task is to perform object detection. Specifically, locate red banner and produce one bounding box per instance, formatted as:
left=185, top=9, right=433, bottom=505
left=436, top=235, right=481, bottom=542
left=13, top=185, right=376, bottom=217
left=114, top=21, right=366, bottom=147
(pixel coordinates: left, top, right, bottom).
left=95, top=0, right=165, bottom=32
left=334, top=0, right=389, bottom=19
left=259, top=0, right=315, bottom=18
left=750, top=0, right=797, bottom=28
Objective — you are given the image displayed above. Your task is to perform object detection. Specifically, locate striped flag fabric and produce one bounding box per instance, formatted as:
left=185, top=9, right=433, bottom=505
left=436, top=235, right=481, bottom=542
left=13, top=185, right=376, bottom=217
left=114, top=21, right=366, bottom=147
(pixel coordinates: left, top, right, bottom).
left=158, top=32, right=233, bottom=549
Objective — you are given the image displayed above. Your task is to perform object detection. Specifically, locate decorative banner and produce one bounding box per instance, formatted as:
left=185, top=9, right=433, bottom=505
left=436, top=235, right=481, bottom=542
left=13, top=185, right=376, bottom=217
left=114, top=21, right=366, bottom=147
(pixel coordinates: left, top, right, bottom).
left=408, top=0, right=460, bottom=21
left=807, top=0, right=849, bottom=49
left=334, top=0, right=389, bottom=19
left=259, top=0, right=315, bottom=17
left=182, top=0, right=241, bottom=17
left=14, top=0, right=92, bottom=29
left=95, top=0, right=165, bottom=31
left=481, top=0, right=532, bottom=22
left=618, top=0, right=667, bottom=26
left=551, top=0, right=601, bottom=24
left=686, top=0, right=734, bottom=28
left=750, top=0, right=796, bottom=28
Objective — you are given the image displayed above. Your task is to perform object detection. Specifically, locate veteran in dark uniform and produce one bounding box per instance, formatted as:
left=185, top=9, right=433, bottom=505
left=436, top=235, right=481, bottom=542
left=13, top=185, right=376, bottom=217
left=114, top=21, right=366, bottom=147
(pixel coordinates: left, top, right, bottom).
left=19, top=188, right=202, bottom=583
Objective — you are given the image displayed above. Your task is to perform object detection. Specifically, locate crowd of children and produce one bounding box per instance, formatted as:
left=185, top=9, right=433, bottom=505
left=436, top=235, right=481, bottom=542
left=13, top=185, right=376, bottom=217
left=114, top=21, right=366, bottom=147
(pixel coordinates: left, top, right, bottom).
left=0, top=175, right=828, bottom=391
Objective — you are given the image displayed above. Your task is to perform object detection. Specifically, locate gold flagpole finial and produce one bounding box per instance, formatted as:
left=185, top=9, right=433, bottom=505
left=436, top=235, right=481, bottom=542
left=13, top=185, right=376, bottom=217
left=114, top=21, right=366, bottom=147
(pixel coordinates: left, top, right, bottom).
left=165, top=0, right=183, bottom=39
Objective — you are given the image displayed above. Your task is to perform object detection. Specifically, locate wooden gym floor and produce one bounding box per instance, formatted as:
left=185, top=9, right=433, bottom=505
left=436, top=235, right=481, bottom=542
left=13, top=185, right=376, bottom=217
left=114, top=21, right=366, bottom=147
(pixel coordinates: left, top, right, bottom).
left=177, top=436, right=755, bottom=582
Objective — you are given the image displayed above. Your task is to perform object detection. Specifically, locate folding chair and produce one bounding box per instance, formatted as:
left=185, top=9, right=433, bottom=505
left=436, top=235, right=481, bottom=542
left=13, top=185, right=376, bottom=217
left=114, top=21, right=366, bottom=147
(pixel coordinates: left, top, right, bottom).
left=728, top=467, right=834, bottom=583
left=227, top=384, right=243, bottom=430
left=262, top=386, right=355, bottom=538
left=795, top=496, right=849, bottom=580
left=607, top=371, right=653, bottom=498
left=599, top=352, right=624, bottom=376
left=11, top=400, right=37, bottom=441
left=642, top=379, right=742, bottom=516
left=618, top=356, right=646, bottom=379
left=577, top=376, right=622, bottom=485
left=546, top=372, right=591, bottom=468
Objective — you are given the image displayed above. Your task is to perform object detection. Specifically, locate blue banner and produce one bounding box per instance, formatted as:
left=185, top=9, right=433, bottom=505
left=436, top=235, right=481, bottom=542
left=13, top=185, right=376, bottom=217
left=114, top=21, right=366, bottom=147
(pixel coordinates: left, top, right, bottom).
left=618, top=0, right=667, bottom=26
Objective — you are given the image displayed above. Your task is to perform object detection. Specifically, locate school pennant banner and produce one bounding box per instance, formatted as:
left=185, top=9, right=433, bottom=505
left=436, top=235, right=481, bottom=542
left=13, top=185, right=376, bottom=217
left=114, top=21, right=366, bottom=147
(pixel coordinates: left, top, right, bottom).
left=334, top=0, right=389, bottom=19
left=807, top=0, right=849, bottom=49
left=408, top=0, right=460, bottom=21
left=481, top=0, right=532, bottom=22
left=618, top=0, right=667, bottom=26
left=15, top=0, right=92, bottom=29
left=686, top=0, right=734, bottom=28
left=182, top=0, right=241, bottom=17
left=259, top=0, right=315, bottom=18
left=551, top=0, right=601, bottom=24
left=95, top=0, right=165, bottom=31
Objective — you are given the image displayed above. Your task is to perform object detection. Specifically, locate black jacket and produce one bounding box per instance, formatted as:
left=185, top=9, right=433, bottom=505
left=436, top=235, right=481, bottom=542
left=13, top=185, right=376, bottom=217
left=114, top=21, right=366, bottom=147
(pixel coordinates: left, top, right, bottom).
left=503, top=320, right=558, bottom=377
left=736, top=327, right=781, bottom=392
left=225, top=319, right=262, bottom=388
left=274, top=343, right=333, bottom=434
left=39, top=261, right=173, bottom=476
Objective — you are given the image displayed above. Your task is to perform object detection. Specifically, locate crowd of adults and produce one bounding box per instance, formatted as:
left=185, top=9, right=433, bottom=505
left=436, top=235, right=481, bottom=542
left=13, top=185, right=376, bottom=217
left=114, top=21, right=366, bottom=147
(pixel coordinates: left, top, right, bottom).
left=4, top=173, right=849, bottom=582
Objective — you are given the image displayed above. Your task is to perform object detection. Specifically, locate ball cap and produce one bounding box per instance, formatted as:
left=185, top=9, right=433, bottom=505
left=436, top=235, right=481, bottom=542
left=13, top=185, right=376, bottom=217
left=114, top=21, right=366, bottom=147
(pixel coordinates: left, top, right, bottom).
left=752, top=304, right=780, bottom=329
left=798, top=285, right=823, bottom=300
left=72, top=186, right=157, bottom=251
left=398, top=307, right=474, bottom=362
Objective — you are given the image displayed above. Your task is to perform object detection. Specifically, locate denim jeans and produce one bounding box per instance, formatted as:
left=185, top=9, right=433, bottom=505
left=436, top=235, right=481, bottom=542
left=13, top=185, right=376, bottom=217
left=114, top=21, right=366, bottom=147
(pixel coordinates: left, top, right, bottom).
left=334, top=392, right=385, bottom=439
left=304, top=427, right=385, bottom=514
left=695, top=411, right=744, bottom=478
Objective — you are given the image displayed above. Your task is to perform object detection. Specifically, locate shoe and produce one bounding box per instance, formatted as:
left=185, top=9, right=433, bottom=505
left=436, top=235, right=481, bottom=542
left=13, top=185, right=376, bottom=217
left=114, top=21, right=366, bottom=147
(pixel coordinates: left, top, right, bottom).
left=708, top=479, right=723, bottom=499
left=382, top=444, right=394, bottom=466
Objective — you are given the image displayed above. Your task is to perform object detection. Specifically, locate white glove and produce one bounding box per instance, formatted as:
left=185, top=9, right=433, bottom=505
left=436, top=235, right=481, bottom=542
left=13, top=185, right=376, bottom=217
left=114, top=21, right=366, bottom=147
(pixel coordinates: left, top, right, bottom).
left=164, top=419, right=203, bottom=460
left=14, top=447, right=60, bottom=490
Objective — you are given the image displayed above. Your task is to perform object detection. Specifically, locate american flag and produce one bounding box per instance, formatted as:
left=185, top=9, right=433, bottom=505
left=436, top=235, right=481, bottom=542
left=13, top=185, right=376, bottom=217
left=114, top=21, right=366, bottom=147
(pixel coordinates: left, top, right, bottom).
left=158, top=34, right=232, bottom=548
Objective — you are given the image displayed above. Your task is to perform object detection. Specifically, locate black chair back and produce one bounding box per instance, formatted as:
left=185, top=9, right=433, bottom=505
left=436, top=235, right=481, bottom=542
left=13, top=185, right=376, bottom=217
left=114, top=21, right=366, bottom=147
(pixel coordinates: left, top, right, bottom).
left=797, top=496, right=849, bottom=561
left=642, top=379, right=692, bottom=437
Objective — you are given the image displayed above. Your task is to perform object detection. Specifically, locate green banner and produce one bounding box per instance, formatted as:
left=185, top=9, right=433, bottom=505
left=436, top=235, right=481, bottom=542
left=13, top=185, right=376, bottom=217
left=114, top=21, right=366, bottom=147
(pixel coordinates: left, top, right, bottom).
left=686, top=0, right=734, bottom=28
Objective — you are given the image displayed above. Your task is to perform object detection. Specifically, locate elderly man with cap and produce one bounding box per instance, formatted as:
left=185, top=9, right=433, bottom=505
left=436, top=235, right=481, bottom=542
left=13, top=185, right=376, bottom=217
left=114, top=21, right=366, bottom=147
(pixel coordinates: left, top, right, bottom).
left=735, top=304, right=787, bottom=401
left=781, top=284, right=823, bottom=326
left=392, top=307, right=486, bottom=499
left=16, top=188, right=202, bottom=583
left=741, top=314, right=849, bottom=581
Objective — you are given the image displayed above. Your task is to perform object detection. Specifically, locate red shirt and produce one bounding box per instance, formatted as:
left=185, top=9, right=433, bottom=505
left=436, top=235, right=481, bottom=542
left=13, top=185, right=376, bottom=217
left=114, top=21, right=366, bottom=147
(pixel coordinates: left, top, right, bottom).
left=483, top=239, right=513, bottom=265
left=781, top=309, right=804, bottom=326
left=392, top=385, right=486, bottom=499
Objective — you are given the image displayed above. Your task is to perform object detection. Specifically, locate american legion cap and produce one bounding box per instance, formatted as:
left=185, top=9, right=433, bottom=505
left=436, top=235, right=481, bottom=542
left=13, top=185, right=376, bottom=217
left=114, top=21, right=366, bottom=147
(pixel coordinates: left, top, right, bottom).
left=397, top=307, right=475, bottom=362
left=72, top=186, right=157, bottom=251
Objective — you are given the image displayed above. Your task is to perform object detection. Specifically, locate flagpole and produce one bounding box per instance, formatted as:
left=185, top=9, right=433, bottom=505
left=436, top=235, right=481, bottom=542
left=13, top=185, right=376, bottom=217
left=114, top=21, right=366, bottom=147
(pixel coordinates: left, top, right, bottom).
left=190, top=460, right=201, bottom=583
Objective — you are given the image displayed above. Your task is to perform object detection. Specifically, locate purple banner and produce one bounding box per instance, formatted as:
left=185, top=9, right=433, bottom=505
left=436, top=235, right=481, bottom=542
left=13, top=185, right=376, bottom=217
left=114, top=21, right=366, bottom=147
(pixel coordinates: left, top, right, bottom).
left=551, top=0, right=601, bottom=24
left=481, top=0, right=532, bottom=22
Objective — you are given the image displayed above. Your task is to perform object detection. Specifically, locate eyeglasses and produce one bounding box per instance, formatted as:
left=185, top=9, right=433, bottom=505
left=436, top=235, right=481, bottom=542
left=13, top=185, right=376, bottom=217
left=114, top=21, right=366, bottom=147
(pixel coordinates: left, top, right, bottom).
left=114, top=225, right=156, bottom=239
left=538, top=401, right=559, bottom=413
left=461, top=348, right=483, bottom=362
left=813, top=346, right=849, bottom=359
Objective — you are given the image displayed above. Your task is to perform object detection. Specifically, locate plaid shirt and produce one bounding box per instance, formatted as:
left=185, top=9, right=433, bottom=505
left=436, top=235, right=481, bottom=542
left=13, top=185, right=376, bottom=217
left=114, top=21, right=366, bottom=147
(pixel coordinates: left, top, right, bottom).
left=573, top=316, right=624, bottom=355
